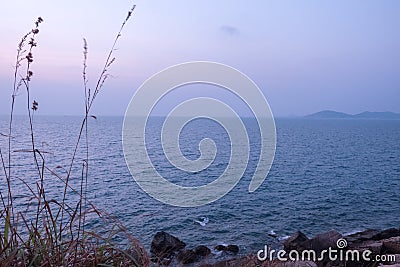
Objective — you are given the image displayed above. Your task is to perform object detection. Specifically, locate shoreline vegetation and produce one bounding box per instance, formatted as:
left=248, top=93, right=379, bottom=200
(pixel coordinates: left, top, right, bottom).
left=0, top=5, right=149, bottom=266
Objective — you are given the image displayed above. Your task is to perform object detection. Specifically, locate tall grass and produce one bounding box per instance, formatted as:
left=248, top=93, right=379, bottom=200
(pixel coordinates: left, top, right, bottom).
left=0, top=4, right=149, bottom=266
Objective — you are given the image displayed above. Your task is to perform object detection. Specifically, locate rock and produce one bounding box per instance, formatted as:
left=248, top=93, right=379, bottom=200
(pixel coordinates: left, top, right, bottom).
left=199, top=255, right=260, bottom=267
left=214, top=244, right=227, bottom=251
left=226, top=244, right=239, bottom=254
left=324, top=261, right=342, bottom=267
left=343, top=228, right=400, bottom=267
left=150, top=231, right=186, bottom=260
left=268, top=259, right=318, bottom=267
left=207, top=258, right=316, bottom=267
left=344, top=228, right=400, bottom=267
left=195, top=245, right=211, bottom=257
left=383, top=236, right=400, bottom=254
left=285, top=230, right=341, bottom=267
left=345, top=229, right=380, bottom=244
left=353, top=240, right=383, bottom=255
left=283, top=231, right=309, bottom=252
left=299, top=230, right=342, bottom=266
left=213, top=244, right=239, bottom=254
left=393, top=254, right=400, bottom=264
left=383, top=254, right=400, bottom=265
left=346, top=238, right=398, bottom=267
left=372, top=228, right=400, bottom=241
left=177, top=249, right=197, bottom=264
left=303, top=230, right=342, bottom=253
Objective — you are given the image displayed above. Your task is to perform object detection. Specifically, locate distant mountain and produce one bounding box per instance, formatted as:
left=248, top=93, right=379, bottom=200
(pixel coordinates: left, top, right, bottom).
left=306, top=110, right=400, bottom=119
left=353, top=111, right=400, bottom=119
left=306, top=110, right=352, bottom=119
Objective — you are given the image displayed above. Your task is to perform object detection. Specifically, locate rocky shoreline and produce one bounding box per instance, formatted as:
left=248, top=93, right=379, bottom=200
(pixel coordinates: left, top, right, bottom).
left=148, top=228, right=400, bottom=267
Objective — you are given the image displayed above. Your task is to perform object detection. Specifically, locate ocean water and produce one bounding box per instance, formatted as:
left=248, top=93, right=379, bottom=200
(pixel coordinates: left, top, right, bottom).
left=0, top=115, right=399, bottom=254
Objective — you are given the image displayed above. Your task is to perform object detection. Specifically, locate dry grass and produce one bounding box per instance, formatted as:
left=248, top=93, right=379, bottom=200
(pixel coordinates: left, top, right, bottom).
left=0, top=4, right=149, bottom=267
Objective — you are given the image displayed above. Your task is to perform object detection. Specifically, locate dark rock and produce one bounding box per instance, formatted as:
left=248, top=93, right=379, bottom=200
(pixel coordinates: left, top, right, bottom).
left=195, top=245, right=211, bottom=257
left=347, top=239, right=384, bottom=267
left=345, top=229, right=380, bottom=244
left=346, top=235, right=399, bottom=267
left=283, top=231, right=309, bottom=252
left=345, top=228, right=400, bottom=260
left=345, top=228, right=400, bottom=267
left=372, top=228, right=400, bottom=241
left=214, top=244, right=227, bottom=251
left=213, top=244, right=239, bottom=254
left=150, top=231, right=186, bottom=260
left=226, top=244, right=239, bottom=254
left=199, top=255, right=260, bottom=267
left=303, top=229, right=342, bottom=253
left=354, top=240, right=383, bottom=255
left=200, top=256, right=317, bottom=267
left=268, top=259, right=318, bottom=267
left=388, top=254, right=400, bottom=264
left=383, top=236, right=400, bottom=254
left=301, top=230, right=342, bottom=266
left=284, top=230, right=342, bottom=267
left=177, top=249, right=197, bottom=264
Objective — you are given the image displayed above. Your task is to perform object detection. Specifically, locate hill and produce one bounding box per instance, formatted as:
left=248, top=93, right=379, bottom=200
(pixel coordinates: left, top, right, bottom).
left=306, top=110, right=400, bottom=119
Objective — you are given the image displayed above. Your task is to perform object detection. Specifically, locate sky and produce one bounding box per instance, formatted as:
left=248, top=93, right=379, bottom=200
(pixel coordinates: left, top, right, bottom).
left=0, top=0, right=399, bottom=117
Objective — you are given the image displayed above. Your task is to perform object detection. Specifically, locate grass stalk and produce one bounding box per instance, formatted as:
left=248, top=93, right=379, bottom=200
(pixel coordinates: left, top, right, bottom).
left=0, top=4, right=148, bottom=266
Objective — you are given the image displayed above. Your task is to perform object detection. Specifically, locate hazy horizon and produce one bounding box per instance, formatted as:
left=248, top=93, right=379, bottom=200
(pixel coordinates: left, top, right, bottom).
left=1, top=1, right=399, bottom=117
left=1, top=109, right=399, bottom=119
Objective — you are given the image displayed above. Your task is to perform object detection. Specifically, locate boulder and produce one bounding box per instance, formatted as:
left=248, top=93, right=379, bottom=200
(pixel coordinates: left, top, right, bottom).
left=226, top=244, right=239, bottom=254
left=348, top=231, right=400, bottom=255
left=199, top=255, right=260, bottom=267
left=384, top=254, right=400, bottom=265
left=195, top=245, right=211, bottom=257
left=207, top=258, right=316, bottom=267
left=345, top=229, right=380, bottom=244
left=393, top=254, right=400, bottom=264
left=283, top=231, right=334, bottom=267
left=372, top=228, right=400, bottom=241
left=352, top=240, right=383, bottom=255
left=303, top=230, right=342, bottom=253
left=213, top=244, right=239, bottom=254
left=383, top=236, right=400, bottom=254
left=177, top=249, right=197, bottom=264
left=283, top=231, right=309, bottom=252
left=345, top=228, right=400, bottom=247
left=214, top=244, right=227, bottom=251
left=288, top=230, right=342, bottom=267
left=150, top=231, right=186, bottom=260
left=268, top=259, right=318, bottom=267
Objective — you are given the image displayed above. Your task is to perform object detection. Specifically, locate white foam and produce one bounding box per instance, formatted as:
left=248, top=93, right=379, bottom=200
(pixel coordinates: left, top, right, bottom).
left=194, top=216, right=209, bottom=226
left=343, top=229, right=363, bottom=236
left=278, top=235, right=291, bottom=241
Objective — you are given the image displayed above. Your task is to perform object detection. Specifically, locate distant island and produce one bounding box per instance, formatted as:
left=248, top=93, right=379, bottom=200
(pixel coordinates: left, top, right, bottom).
left=305, top=110, right=400, bottom=119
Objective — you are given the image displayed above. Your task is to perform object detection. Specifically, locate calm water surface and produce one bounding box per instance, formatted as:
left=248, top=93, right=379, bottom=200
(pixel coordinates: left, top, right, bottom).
left=0, top=115, right=399, bottom=253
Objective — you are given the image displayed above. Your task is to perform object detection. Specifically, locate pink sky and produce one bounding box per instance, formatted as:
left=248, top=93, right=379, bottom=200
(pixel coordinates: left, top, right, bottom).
left=1, top=1, right=399, bottom=116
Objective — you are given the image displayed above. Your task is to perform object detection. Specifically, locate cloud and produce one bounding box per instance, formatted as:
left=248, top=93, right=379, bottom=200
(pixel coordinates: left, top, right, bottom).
left=220, top=25, right=240, bottom=36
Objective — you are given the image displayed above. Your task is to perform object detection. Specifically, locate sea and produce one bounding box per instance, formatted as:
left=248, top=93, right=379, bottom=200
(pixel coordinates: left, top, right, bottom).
left=0, top=115, right=399, bottom=254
